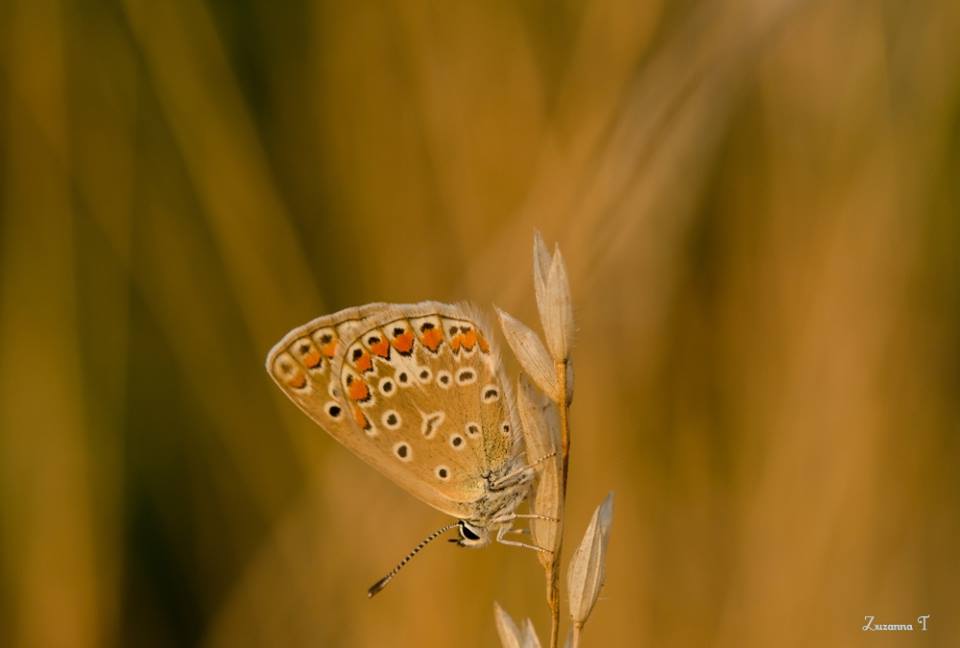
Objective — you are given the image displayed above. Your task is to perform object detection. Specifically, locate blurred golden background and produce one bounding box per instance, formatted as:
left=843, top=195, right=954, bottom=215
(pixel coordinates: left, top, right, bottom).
left=2, top=0, right=959, bottom=646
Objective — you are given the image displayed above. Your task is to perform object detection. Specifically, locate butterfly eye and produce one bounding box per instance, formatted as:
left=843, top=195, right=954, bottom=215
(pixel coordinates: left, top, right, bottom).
left=458, top=520, right=481, bottom=541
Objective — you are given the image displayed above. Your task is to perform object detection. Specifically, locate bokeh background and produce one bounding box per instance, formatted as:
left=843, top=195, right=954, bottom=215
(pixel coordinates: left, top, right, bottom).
left=2, top=0, right=959, bottom=646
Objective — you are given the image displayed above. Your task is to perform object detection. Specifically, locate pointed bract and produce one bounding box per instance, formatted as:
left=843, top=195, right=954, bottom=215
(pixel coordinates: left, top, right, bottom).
left=541, top=247, right=575, bottom=362
left=517, top=374, right=560, bottom=463
left=522, top=619, right=543, bottom=648
left=517, top=375, right=562, bottom=564
left=496, top=307, right=559, bottom=401
left=532, top=235, right=575, bottom=363
left=532, top=231, right=552, bottom=324
left=567, top=492, right=615, bottom=625
left=494, top=602, right=524, bottom=648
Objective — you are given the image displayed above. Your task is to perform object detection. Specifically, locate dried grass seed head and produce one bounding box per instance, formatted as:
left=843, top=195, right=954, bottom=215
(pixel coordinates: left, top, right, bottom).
left=567, top=492, right=615, bottom=626
left=496, top=306, right=559, bottom=402
left=517, top=375, right=562, bottom=560
left=532, top=232, right=574, bottom=363
left=494, top=602, right=524, bottom=648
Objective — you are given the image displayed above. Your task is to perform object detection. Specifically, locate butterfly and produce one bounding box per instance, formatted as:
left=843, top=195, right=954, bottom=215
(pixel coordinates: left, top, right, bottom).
left=265, top=302, right=545, bottom=595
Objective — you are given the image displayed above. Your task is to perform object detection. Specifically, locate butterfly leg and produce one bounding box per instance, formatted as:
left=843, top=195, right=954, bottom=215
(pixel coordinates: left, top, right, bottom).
left=491, top=453, right=558, bottom=491
left=495, top=526, right=550, bottom=553
left=490, top=466, right=535, bottom=491
left=492, top=512, right=560, bottom=525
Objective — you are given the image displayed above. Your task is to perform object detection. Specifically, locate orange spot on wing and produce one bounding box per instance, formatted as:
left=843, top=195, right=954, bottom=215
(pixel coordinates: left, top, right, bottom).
left=288, top=371, right=307, bottom=389
left=348, top=378, right=370, bottom=402
left=477, top=334, right=490, bottom=353
left=392, top=331, right=414, bottom=354
left=303, top=350, right=322, bottom=368
left=355, top=351, right=373, bottom=373
left=461, top=329, right=477, bottom=350
left=321, top=339, right=338, bottom=358
left=352, top=404, right=370, bottom=430
left=449, top=334, right=462, bottom=352
left=370, top=339, right=390, bottom=358
left=421, top=328, right=443, bottom=352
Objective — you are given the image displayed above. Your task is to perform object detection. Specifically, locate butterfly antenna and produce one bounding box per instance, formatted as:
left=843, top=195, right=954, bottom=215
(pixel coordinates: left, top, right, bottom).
left=367, top=522, right=459, bottom=598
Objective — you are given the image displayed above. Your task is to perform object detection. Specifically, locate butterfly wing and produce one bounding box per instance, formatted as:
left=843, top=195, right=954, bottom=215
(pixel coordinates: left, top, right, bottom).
left=331, top=302, right=522, bottom=519
left=266, top=303, right=387, bottom=457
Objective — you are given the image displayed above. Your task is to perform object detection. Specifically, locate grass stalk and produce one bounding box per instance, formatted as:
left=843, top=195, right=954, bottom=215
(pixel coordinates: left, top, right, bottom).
left=547, top=359, right=571, bottom=648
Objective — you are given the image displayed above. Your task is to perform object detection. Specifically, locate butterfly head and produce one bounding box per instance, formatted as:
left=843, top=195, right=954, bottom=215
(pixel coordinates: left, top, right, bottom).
left=450, top=519, right=490, bottom=548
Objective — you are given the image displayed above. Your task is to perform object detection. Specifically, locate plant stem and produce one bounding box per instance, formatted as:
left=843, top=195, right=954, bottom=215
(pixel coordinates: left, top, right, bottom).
left=571, top=622, right=583, bottom=648
left=547, top=561, right=560, bottom=648
left=548, top=359, right=571, bottom=648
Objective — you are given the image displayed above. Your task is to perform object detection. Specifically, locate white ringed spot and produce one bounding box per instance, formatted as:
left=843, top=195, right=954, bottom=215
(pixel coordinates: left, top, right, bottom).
left=378, top=377, right=396, bottom=397
left=436, top=370, right=453, bottom=389
left=382, top=410, right=402, bottom=430
left=481, top=384, right=500, bottom=403
left=416, top=366, right=433, bottom=384
left=449, top=434, right=465, bottom=450
left=324, top=401, right=343, bottom=420
left=435, top=465, right=451, bottom=481
left=465, top=422, right=481, bottom=438
left=456, top=368, right=477, bottom=385
left=393, top=442, right=412, bottom=462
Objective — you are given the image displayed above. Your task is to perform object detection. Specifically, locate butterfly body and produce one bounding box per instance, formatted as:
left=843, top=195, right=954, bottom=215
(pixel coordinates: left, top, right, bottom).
left=266, top=301, right=533, bottom=548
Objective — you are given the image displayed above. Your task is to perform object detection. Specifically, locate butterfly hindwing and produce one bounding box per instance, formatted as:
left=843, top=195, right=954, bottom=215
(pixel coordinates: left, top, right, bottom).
left=331, top=302, right=522, bottom=519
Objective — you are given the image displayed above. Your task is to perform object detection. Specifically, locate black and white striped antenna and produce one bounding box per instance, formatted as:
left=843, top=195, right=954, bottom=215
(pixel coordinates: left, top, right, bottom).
left=367, top=522, right=459, bottom=598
